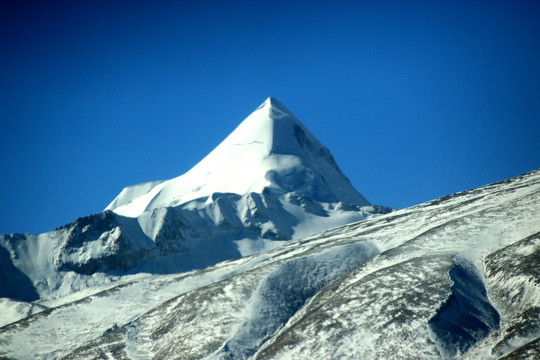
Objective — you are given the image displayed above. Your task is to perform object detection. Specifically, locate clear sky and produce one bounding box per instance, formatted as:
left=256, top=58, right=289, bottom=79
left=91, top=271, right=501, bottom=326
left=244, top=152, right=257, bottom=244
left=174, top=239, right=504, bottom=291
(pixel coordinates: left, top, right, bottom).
left=1, top=0, right=539, bottom=235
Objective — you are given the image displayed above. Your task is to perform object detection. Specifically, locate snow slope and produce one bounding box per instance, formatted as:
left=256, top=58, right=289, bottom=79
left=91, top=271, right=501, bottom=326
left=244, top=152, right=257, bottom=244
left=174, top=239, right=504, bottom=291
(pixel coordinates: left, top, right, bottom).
left=1, top=168, right=538, bottom=359
left=106, top=97, right=369, bottom=217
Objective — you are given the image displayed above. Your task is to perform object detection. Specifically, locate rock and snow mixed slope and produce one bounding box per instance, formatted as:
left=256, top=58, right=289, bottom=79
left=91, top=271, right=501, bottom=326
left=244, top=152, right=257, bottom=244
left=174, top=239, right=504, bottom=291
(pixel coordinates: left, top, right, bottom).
left=0, top=97, right=388, bottom=304
left=1, top=168, right=538, bottom=359
left=1, top=98, right=538, bottom=359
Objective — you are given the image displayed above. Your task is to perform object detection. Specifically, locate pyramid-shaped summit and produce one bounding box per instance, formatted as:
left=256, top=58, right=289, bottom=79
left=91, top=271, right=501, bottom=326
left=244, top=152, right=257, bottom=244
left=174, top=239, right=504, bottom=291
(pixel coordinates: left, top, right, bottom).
left=107, top=97, right=369, bottom=217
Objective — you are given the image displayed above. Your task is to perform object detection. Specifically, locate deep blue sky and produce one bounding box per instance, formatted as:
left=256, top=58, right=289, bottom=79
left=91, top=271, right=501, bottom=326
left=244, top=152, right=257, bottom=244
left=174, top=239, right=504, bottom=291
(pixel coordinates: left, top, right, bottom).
left=1, top=1, right=539, bottom=235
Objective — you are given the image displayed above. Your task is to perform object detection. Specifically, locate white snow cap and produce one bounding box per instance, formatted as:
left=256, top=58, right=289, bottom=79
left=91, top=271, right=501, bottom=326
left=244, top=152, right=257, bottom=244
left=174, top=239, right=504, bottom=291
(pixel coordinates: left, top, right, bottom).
left=106, top=97, right=369, bottom=217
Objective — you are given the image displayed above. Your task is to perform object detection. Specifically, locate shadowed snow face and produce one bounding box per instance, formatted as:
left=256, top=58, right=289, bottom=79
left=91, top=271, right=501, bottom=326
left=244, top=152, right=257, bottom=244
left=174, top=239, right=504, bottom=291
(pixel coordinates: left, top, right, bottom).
left=211, top=242, right=380, bottom=359
left=428, top=259, right=500, bottom=358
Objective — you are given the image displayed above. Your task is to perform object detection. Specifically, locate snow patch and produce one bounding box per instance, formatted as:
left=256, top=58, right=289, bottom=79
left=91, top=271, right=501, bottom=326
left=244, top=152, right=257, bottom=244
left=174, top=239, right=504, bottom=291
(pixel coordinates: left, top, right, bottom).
left=234, top=238, right=286, bottom=257
left=210, top=242, right=379, bottom=359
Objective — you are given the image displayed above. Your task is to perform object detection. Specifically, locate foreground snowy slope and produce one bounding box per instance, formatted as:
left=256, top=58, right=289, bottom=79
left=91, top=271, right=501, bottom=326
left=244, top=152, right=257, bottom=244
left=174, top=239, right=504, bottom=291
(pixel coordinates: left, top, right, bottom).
left=1, top=169, right=538, bottom=359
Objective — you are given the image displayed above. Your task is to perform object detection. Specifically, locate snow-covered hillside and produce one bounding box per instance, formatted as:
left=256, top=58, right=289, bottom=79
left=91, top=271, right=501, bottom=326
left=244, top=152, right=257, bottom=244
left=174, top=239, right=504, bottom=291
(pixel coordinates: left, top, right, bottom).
left=1, top=98, right=538, bottom=359
left=1, top=168, right=538, bottom=359
left=0, top=97, right=388, bottom=303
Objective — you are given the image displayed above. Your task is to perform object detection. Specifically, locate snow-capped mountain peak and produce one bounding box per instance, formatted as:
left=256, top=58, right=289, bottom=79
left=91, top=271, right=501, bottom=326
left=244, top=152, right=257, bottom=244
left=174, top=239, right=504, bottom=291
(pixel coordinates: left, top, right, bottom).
left=260, top=96, right=295, bottom=120
left=0, top=98, right=388, bottom=307
left=106, top=97, right=369, bottom=217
